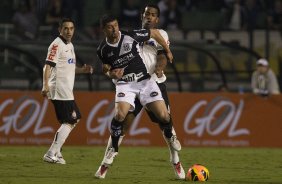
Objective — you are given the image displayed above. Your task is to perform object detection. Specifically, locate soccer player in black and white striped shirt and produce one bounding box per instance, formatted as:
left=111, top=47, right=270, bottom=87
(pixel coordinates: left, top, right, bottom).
left=95, top=11, right=183, bottom=178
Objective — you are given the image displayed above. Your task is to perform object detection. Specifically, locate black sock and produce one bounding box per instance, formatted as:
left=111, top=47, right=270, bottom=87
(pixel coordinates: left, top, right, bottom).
left=160, top=118, right=173, bottom=139
left=163, top=126, right=173, bottom=138
left=111, top=118, right=123, bottom=152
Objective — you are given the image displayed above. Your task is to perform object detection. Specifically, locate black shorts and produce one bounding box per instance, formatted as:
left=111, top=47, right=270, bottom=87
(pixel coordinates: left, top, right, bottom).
left=51, top=100, right=81, bottom=124
left=132, top=82, right=170, bottom=124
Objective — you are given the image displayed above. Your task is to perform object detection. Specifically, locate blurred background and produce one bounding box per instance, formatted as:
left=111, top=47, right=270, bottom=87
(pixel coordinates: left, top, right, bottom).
left=0, top=0, right=281, bottom=93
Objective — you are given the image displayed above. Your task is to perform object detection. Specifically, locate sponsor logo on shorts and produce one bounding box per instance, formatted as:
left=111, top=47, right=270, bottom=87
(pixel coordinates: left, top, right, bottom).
left=150, top=92, right=158, bottom=97
left=117, top=92, right=125, bottom=97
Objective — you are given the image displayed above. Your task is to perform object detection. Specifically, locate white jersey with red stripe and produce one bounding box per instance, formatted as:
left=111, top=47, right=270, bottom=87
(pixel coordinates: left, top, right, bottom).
left=141, top=29, right=169, bottom=83
left=45, top=36, right=76, bottom=100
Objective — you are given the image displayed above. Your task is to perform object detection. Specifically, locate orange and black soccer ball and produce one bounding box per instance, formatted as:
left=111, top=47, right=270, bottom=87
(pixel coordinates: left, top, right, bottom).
left=186, top=164, right=209, bottom=181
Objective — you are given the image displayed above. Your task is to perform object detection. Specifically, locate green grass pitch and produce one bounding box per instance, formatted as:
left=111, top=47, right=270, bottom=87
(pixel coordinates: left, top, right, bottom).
left=0, top=146, right=282, bottom=184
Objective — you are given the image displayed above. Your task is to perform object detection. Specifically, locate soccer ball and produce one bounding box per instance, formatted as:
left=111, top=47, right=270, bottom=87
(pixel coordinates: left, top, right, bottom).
left=186, top=164, right=209, bottom=181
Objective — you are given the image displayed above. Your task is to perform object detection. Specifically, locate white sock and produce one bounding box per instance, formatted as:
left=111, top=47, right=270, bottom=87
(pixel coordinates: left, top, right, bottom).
left=102, top=135, right=124, bottom=161
left=57, top=151, right=63, bottom=158
left=169, top=147, right=180, bottom=164
left=163, top=127, right=180, bottom=164
left=47, top=124, right=72, bottom=156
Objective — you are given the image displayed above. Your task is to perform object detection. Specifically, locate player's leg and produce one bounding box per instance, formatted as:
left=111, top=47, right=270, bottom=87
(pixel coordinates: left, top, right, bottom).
left=140, top=79, right=185, bottom=179
left=139, top=79, right=171, bottom=136
left=100, top=97, right=142, bottom=160
left=139, top=79, right=175, bottom=147
left=95, top=84, right=136, bottom=178
left=95, top=105, right=141, bottom=179
left=157, top=83, right=185, bottom=179
left=157, top=82, right=185, bottom=179
left=43, top=100, right=81, bottom=164
left=94, top=107, right=129, bottom=179
left=146, top=108, right=184, bottom=179
left=146, top=100, right=173, bottom=137
left=95, top=117, right=128, bottom=179
left=157, top=82, right=181, bottom=151
left=162, top=127, right=185, bottom=179
left=110, top=101, right=131, bottom=153
left=95, top=98, right=143, bottom=178
left=95, top=102, right=130, bottom=179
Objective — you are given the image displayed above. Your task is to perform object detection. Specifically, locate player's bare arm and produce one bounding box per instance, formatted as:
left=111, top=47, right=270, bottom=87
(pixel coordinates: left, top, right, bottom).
left=75, top=64, right=93, bottom=74
left=149, top=29, right=173, bottom=62
left=102, top=64, right=124, bottom=79
left=155, top=54, right=167, bottom=78
left=41, top=64, right=51, bottom=97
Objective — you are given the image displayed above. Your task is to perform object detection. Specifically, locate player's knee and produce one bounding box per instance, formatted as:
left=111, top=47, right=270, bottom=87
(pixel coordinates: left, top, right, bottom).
left=114, top=111, right=127, bottom=122
left=157, top=111, right=170, bottom=124
left=123, top=113, right=135, bottom=132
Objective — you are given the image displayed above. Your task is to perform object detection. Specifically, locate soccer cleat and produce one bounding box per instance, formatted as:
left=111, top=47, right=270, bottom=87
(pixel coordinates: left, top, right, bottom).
left=167, top=135, right=181, bottom=151
left=56, top=152, right=66, bottom=164
left=102, top=147, right=118, bottom=166
left=43, top=153, right=58, bottom=163
left=172, top=162, right=186, bottom=180
left=95, top=165, right=109, bottom=179
left=56, top=156, right=66, bottom=164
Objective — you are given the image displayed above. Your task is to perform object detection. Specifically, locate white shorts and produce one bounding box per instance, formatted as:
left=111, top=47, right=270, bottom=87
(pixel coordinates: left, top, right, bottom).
left=115, top=78, right=164, bottom=111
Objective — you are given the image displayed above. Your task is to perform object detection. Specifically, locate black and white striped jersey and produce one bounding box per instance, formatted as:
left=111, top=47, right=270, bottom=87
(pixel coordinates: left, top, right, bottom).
left=97, top=29, right=151, bottom=83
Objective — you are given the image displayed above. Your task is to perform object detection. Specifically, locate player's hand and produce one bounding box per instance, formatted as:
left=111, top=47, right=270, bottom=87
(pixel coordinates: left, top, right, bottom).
left=166, top=50, right=173, bottom=63
left=82, top=64, right=93, bottom=74
left=103, top=64, right=111, bottom=73
left=109, top=68, right=124, bottom=79
left=41, top=85, right=49, bottom=97
left=154, top=68, right=164, bottom=78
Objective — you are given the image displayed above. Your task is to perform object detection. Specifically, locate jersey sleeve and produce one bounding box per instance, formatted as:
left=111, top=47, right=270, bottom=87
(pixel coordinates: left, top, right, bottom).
left=45, top=43, right=60, bottom=67
left=129, top=29, right=151, bottom=43
left=156, top=30, right=170, bottom=55
left=96, top=44, right=109, bottom=65
left=96, top=48, right=103, bottom=62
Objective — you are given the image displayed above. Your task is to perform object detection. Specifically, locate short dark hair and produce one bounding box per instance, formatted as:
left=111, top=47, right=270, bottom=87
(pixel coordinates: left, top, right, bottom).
left=59, top=18, right=75, bottom=28
left=100, top=14, right=118, bottom=28
left=141, top=4, right=160, bottom=17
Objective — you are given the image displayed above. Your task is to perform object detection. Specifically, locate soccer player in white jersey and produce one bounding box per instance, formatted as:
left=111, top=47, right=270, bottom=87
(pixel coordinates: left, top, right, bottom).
left=41, top=18, right=93, bottom=164
left=95, top=14, right=174, bottom=178
left=95, top=6, right=185, bottom=180
left=140, top=4, right=185, bottom=179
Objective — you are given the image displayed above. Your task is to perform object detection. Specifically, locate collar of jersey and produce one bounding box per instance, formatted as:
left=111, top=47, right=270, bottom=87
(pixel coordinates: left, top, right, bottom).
left=59, top=35, right=68, bottom=45
left=106, top=31, right=121, bottom=47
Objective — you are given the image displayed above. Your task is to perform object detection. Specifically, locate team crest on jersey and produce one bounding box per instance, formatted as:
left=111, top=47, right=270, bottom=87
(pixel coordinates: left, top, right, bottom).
left=123, top=43, right=130, bottom=52
left=107, top=51, right=114, bottom=57
left=150, top=91, right=159, bottom=97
